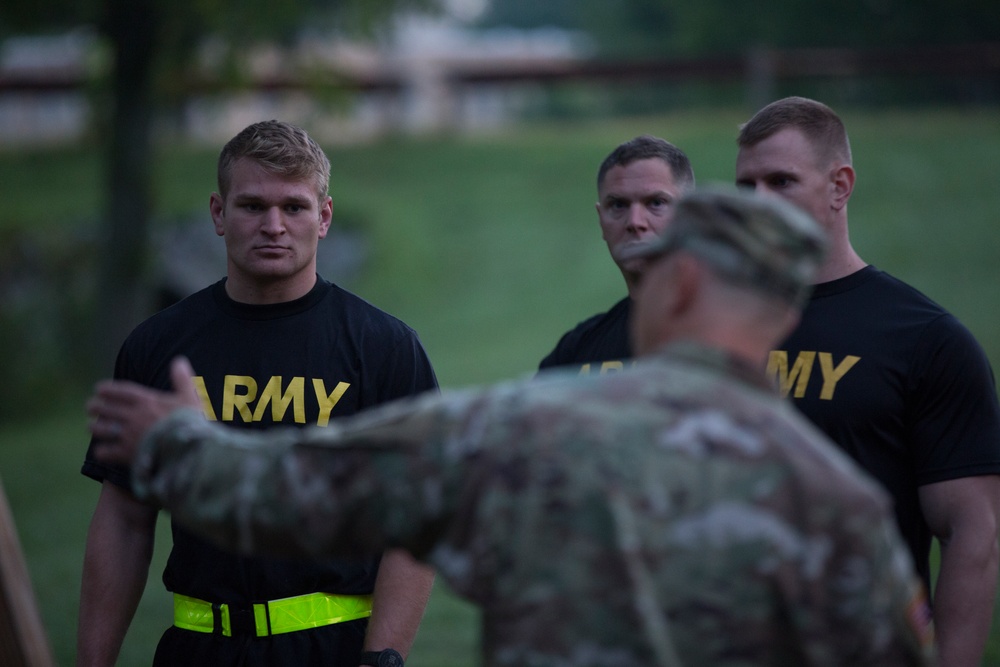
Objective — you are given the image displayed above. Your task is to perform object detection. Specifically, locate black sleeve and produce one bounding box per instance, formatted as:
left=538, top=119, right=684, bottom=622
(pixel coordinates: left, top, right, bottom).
left=911, top=314, right=1000, bottom=485
left=378, top=328, right=439, bottom=402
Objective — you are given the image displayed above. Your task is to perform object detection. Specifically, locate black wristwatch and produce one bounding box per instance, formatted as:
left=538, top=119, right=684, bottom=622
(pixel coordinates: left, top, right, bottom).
left=359, top=649, right=404, bottom=666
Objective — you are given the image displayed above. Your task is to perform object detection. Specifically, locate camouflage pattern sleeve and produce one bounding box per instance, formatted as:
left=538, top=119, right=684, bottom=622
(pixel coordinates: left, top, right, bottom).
left=131, top=391, right=483, bottom=561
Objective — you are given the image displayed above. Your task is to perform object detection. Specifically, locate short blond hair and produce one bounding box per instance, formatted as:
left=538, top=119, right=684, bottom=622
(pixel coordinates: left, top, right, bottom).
left=217, top=120, right=331, bottom=200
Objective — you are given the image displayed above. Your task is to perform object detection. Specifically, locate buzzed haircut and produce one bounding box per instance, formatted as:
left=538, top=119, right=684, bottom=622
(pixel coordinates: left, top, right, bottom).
left=217, top=120, right=331, bottom=200
left=597, top=135, right=695, bottom=192
left=738, top=97, right=852, bottom=167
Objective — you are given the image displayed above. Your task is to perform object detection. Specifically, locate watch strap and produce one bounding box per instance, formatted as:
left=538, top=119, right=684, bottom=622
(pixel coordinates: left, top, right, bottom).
left=359, top=649, right=404, bottom=666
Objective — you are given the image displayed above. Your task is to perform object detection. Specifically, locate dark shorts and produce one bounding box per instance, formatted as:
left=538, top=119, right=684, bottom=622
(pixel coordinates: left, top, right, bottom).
left=152, top=617, right=368, bottom=667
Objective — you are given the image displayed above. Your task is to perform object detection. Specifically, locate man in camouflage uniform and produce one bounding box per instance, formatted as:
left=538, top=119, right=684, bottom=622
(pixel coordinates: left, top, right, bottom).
left=89, top=188, right=934, bottom=666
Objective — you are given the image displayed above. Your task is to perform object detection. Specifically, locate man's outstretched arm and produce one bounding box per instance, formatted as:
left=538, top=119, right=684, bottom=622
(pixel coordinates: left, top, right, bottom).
left=89, top=356, right=460, bottom=562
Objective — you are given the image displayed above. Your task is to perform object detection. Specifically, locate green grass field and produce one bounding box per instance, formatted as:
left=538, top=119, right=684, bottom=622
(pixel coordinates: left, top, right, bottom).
left=2, top=107, right=1000, bottom=664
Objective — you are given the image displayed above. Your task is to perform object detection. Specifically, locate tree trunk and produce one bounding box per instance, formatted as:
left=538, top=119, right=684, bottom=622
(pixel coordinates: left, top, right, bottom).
left=94, top=0, right=158, bottom=373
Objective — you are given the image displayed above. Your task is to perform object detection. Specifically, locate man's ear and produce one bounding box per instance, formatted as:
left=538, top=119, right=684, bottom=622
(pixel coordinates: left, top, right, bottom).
left=669, top=254, right=704, bottom=318
left=210, top=193, right=226, bottom=237
left=318, top=196, right=333, bottom=239
left=830, top=164, right=855, bottom=212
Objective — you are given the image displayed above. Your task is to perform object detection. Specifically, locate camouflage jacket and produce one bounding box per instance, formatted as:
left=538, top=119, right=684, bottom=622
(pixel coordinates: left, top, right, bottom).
left=134, top=342, right=934, bottom=666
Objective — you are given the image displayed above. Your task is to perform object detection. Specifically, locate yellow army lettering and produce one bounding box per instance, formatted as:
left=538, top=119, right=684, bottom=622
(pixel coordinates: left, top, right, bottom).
left=767, top=351, right=861, bottom=400
left=578, top=360, right=633, bottom=375
left=192, top=375, right=351, bottom=425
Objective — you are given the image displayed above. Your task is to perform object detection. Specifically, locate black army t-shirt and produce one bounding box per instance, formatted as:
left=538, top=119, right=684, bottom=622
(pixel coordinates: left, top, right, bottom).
left=82, top=276, right=437, bottom=630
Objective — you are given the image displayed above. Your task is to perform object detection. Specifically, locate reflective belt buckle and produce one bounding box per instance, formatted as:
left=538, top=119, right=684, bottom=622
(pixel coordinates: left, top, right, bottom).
left=224, top=602, right=261, bottom=637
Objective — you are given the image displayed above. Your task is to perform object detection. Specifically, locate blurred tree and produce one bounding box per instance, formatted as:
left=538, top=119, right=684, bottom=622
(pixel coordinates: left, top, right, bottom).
left=0, top=0, right=438, bottom=374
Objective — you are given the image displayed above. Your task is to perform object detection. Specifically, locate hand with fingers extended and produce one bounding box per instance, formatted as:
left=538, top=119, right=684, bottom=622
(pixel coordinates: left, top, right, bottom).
left=88, top=356, right=202, bottom=466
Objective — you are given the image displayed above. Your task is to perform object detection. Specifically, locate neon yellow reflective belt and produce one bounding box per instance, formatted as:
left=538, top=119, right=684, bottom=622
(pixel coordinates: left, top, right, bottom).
left=173, top=592, right=373, bottom=637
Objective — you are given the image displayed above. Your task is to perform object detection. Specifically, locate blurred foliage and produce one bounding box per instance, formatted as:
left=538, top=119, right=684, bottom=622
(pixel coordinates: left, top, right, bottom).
left=0, top=0, right=438, bottom=41
left=0, top=228, right=97, bottom=420
left=475, top=0, right=1000, bottom=114
left=0, top=0, right=440, bottom=103
left=479, top=0, right=1000, bottom=57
